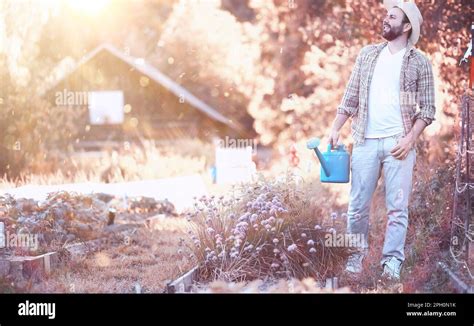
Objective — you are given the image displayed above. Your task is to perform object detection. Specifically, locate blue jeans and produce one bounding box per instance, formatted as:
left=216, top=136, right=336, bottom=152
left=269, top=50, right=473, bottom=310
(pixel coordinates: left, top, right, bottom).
left=346, top=133, right=416, bottom=266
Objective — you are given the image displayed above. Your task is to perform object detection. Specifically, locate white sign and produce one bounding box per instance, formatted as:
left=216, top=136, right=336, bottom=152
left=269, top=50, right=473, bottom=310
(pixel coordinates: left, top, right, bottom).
left=215, top=147, right=255, bottom=184
left=88, top=90, right=124, bottom=125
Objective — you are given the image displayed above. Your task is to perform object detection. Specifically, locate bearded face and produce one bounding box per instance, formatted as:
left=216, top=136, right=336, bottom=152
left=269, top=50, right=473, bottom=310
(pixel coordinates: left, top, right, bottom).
left=382, top=7, right=410, bottom=42
left=382, top=20, right=405, bottom=41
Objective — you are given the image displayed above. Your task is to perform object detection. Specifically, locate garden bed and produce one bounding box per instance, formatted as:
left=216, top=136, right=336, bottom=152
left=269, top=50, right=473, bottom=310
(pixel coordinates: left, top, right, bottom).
left=0, top=191, right=179, bottom=286
left=166, top=173, right=354, bottom=293
left=0, top=233, right=124, bottom=282
left=0, top=191, right=176, bottom=255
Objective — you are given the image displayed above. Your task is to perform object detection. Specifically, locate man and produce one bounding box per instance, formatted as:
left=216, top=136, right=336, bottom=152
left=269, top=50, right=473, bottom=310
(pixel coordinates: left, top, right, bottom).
left=327, top=1, right=436, bottom=281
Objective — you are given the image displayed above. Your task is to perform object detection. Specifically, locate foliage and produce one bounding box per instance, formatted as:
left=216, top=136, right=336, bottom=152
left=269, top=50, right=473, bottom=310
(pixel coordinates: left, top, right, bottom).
left=187, top=172, right=352, bottom=283
left=1, top=0, right=469, bottom=173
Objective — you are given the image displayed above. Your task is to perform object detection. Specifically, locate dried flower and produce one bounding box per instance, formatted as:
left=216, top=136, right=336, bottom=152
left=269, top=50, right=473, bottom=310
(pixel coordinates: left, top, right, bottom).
left=236, top=221, right=248, bottom=228
left=309, top=247, right=317, bottom=254
left=307, top=239, right=315, bottom=246
left=287, top=244, right=297, bottom=252
left=244, top=244, right=254, bottom=251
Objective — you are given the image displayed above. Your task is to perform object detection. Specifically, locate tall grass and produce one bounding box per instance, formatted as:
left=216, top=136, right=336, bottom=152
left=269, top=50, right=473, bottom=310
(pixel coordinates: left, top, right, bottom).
left=347, top=161, right=456, bottom=293
left=0, top=138, right=215, bottom=188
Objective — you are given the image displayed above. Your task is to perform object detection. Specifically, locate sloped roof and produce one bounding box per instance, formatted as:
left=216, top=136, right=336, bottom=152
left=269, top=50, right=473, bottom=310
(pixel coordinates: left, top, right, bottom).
left=41, top=43, right=243, bottom=133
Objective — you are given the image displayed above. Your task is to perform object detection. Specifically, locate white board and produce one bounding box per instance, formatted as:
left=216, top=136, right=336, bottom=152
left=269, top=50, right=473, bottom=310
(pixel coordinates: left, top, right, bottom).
left=88, top=90, right=124, bottom=125
left=215, top=147, right=255, bottom=184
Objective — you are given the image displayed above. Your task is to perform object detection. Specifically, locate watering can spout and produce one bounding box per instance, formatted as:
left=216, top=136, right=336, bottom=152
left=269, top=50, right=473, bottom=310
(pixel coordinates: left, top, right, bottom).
left=306, top=138, right=331, bottom=177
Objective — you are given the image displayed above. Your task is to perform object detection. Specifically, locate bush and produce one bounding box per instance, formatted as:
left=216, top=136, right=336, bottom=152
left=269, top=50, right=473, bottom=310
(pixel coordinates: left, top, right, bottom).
left=0, top=95, right=81, bottom=177
left=187, top=172, right=352, bottom=283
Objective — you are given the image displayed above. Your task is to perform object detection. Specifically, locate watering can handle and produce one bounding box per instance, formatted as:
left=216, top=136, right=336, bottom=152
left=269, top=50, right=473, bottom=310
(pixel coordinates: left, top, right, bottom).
left=327, top=144, right=345, bottom=152
left=327, top=144, right=337, bottom=152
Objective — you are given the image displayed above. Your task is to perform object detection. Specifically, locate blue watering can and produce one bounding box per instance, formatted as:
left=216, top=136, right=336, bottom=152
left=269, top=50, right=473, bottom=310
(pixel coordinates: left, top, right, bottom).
left=306, top=138, right=350, bottom=183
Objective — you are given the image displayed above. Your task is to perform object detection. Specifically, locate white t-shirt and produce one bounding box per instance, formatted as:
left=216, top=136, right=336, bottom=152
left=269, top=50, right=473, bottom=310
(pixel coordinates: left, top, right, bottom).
left=365, top=45, right=406, bottom=138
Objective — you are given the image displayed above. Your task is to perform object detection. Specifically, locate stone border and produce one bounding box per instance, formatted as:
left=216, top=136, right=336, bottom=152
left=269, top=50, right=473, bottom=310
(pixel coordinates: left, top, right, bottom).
left=0, top=230, right=133, bottom=282
left=164, top=265, right=340, bottom=293
left=165, top=266, right=199, bottom=293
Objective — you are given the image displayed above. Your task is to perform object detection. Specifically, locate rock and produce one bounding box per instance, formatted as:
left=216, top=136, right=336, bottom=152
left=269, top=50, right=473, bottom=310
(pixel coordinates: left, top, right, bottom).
left=134, top=282, right=142, bottom=293
left=103, top=224, right=136, bottom=234
left=71, top=222, right=93, bottom=232
left=66, top=234, right=76, bottom=242
left=16, top=198, right=37, bottom=213
left=95, top=193, right=115, bottom=203
left=0, top=260, right=10, bottom=277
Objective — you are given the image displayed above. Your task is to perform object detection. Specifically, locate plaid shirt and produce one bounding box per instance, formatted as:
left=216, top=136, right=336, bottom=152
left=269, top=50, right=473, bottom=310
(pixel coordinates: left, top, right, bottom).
left=337, top=41, right=436, bottom=145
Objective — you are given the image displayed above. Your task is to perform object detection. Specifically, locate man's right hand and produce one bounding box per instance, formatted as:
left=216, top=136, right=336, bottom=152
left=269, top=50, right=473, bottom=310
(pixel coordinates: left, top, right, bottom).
left=327, top=129, right=340, bottom=149
left=327, top=113, right=349, bottom=149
